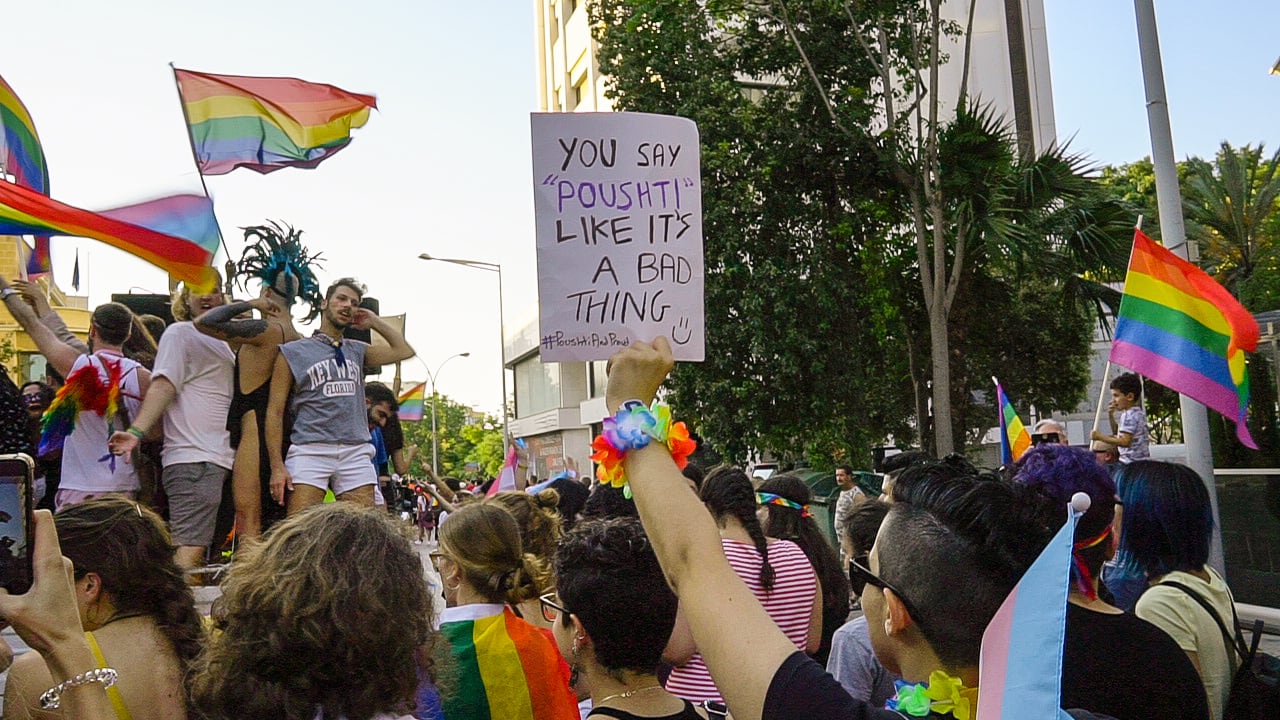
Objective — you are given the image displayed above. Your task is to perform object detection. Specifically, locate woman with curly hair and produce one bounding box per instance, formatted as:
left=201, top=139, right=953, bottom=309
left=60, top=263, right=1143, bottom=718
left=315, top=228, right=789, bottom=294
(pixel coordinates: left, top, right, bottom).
left=485, top=489, right=563, bottom=629
left=434, top=503, right=578, bottom=720
left=189, top=503, right=437, bottom=720
left=755, top=473, right=851, bottom=665
left=4, top=497, right=205, bottom=720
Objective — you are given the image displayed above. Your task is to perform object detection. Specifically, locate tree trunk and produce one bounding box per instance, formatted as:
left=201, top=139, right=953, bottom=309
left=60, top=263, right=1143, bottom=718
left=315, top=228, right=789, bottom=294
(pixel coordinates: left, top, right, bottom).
left=929, top=301, right=954, bottom=455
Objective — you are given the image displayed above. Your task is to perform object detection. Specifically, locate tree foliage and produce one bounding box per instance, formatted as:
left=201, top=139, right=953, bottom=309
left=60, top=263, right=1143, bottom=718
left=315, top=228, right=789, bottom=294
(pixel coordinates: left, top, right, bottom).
left=399, top=394, right=504, bottom=479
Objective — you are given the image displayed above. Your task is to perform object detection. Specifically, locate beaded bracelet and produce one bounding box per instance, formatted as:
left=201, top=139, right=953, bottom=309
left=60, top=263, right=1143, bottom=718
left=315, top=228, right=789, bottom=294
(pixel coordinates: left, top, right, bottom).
left=39, top=667, right=119, bottom=710
left=590, top=400, right=696, bottom=497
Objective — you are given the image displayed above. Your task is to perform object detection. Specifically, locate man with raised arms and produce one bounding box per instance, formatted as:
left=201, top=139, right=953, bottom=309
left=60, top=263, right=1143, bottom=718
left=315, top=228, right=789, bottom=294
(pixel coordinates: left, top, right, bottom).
left=266, top=277, right=415, bottom=514
left=191, top=224, right=321, bottom=541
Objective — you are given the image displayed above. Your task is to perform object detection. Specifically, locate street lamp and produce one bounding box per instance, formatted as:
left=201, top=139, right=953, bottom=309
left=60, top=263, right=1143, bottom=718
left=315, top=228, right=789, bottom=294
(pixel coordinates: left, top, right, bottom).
left=424, top=352, right=470, bottom=475
left=418, top=253, right=509, bottom=448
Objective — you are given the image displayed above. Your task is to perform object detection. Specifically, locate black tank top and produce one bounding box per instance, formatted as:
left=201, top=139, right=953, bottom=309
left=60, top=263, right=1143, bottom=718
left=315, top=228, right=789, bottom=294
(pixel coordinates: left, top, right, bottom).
left=589, top=699, right=706, bottom=719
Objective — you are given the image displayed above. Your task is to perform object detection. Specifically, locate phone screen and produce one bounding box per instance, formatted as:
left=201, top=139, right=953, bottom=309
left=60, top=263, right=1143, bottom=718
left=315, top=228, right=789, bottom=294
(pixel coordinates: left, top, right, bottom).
left=0, top=454, right=35, bottom=595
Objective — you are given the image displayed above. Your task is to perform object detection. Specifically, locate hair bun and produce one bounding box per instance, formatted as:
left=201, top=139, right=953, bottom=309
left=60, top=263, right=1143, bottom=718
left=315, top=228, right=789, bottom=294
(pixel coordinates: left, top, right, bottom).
left=534, top=488, right=561, bottom=509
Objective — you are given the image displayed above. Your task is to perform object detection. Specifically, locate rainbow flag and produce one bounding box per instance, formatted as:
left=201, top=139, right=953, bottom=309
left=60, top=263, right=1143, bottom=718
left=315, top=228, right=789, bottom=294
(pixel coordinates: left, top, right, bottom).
left=397, top=382, right=425, bottom=422
left=0, top=181, right=218, bottom=289
left=0, top=73, right=54, bottom=278
left=977, top=502, right=1078, bottom=720
left=0, top=74, right=48, bottom=194
left=174, top=68, right=377, bottom=176
left=486, top=439, right=524, bottom=498
left=439, top=606, right=578, bottom=720
left=995, top=378, right=1032, bottom=466
left=1111, top=229, right=1259, bottom=448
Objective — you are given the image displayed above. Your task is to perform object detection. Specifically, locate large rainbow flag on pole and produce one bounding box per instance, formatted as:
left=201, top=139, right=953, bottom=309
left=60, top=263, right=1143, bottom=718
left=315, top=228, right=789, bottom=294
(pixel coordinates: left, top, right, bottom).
left=977, top=499, right=1081, bottom=720
left=0, top=181, right=219, bottom=289
left=994, top=378, right=1032, bottom=466
left=397, top=382, right=425, bottom=422
left=1111, top=229, right=1259, bottom=448
left=173, top=68, right=377, bottom=176
left=0, top=73, right=54, bottom=278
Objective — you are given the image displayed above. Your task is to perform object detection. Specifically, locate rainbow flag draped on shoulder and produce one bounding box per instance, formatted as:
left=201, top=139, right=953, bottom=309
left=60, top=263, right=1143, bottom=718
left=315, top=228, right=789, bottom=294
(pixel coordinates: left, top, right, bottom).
left=1111, top=229, right=1259, bottom=448
left=397, top=382, right=425, bottom=422
left=994, top=378, right=1032, bottom=466
left=439, top=605, right=579, bottom=720
left=174, top=68, right=377, bottom=176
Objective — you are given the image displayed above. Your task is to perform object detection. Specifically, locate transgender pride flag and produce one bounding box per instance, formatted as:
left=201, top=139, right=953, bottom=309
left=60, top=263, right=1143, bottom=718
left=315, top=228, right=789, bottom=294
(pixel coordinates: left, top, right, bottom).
left=977, top=499, right=1082, bottom=720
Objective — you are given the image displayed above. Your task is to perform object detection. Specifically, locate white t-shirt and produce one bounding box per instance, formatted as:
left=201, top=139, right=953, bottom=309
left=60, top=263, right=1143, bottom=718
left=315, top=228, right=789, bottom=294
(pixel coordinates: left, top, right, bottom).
left=152, top=322, right=234, bottom=469
left=60, top=352, right=145, bottom=493
left=1136, top=568, right=1236, bottom=720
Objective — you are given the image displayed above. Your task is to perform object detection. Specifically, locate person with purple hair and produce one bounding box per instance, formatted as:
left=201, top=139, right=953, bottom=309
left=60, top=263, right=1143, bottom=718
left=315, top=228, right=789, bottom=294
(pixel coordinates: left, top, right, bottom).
left=1014, top=444, right=1208, bottom=720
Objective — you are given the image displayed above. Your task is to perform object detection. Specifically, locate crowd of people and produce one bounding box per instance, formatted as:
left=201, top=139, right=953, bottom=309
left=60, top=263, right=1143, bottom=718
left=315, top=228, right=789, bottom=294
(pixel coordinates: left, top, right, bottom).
left=0, top=278, right=1257, bottom=720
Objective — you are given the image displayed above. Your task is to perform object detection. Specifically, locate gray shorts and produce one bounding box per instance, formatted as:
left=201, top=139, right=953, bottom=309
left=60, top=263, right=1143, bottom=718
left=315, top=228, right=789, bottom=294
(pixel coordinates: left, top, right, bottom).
left=162, top=462, right=230, bottom=547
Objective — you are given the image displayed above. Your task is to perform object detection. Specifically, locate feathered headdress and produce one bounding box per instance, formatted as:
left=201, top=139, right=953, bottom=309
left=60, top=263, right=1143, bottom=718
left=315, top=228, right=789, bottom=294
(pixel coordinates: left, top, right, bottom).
left=235, top=222, right=324, bottom=321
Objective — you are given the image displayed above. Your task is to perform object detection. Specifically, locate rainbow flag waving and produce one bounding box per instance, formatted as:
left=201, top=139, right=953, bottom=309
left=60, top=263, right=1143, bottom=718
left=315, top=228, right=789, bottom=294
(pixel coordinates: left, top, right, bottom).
left=439, top=605, right=579, bottom=720
left=174, top=68, right=377, bottom=176
left=977, top=501, right=1079, bottom=720
left=994, top=378, right=1032, bottom=466
left=0, top=182, right=218, bottom=289
left=1111, top=229, right=1259, bottom=448
left=486, top=439, right=524, bottom=498
left=0, top=74, right=48, bottom=194
left=397, top=382, right=425, bottom=422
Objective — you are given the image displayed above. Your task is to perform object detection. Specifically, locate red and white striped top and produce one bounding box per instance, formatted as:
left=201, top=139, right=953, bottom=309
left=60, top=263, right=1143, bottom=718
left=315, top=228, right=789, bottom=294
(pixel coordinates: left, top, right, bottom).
left=664, top=538, right=817, bottom=703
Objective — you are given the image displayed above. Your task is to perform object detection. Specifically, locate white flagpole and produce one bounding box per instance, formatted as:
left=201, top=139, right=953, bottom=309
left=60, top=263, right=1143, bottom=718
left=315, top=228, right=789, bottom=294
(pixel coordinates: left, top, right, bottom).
left=1134, top=0, right=1224, bottom=573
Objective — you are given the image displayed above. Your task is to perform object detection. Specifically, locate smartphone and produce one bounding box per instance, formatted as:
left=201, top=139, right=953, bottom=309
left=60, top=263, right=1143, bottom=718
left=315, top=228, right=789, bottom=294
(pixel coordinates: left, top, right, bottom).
left=1031, top=432, right=1060, bottom=445
left=0, top=453, right=35, bottom=595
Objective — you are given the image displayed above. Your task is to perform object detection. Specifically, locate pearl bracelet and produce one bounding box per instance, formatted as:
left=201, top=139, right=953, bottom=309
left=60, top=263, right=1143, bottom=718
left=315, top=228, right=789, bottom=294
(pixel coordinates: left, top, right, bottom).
left=39, top=667, right=118, bottom=710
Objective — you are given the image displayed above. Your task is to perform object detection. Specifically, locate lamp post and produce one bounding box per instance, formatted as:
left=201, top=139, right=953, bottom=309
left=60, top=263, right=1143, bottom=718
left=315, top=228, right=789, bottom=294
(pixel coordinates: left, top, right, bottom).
left=418, top=254, right=509, bottom=448
left=424, top=352, right=470, bottom=476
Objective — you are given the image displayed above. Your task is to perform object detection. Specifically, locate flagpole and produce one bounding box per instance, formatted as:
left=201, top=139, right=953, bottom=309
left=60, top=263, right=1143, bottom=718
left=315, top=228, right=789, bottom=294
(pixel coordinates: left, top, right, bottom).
left=1134, top=0, right=1224, bottom=573
left=1092, top=362, right=1112, bottom=436
left=169, top=62, right=234, bottom=295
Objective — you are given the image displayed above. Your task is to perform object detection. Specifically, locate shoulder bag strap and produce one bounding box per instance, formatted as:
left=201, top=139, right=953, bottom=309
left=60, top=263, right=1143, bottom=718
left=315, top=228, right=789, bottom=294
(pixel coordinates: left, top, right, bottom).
left=1160, top=580, right=1246, bottom=665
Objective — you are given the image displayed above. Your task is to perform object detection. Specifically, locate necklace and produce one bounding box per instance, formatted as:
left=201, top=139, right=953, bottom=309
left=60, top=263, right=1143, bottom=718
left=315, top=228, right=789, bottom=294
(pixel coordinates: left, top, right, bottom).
left=596, top=684, right=665, bottom=705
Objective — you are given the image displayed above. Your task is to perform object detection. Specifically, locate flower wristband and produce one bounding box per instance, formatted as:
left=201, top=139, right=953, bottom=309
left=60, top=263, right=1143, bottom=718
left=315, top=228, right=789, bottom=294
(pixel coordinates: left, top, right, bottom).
left=590, top=400, right=696, bottom=497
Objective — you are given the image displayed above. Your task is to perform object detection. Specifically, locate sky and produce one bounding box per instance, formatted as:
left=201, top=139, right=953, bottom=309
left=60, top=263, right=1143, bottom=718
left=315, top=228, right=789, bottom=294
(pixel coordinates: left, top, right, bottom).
left=3, top=1, right=1278, bottom=414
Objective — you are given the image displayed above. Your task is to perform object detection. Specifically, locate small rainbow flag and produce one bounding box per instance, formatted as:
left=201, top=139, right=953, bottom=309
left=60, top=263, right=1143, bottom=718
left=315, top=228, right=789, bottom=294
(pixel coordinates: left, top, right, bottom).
left=486, top=439, right=524, bottom=498
left=397, top=382, right=425, bottom=422
left=0, top=182, right=218, bottom=290
left=439, top=606, right=579, bottom=720
left=1111, top=229, right=1259, bottom=448
left=994, top=378, right=1032, bottom=466
left=977, top=502, right=1079, bottom=720
left=174, top=68, right=377, bottom=176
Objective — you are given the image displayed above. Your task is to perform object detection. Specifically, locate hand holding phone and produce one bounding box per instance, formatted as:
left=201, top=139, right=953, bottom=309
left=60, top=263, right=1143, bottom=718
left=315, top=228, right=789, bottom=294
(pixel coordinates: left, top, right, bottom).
left=0, top=454, right=35, bottom=595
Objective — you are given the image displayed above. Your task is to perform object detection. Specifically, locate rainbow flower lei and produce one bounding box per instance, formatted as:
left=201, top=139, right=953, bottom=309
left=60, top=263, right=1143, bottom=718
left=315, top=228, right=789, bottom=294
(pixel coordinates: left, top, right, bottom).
left=885, top=671, right=978, bottom=720
left=590, top=400, right=696, bottom=497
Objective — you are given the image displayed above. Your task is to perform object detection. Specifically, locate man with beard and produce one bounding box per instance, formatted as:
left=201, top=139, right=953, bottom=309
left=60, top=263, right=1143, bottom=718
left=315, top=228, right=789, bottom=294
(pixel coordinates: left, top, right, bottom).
left=266, top=278, right=414, bottom=515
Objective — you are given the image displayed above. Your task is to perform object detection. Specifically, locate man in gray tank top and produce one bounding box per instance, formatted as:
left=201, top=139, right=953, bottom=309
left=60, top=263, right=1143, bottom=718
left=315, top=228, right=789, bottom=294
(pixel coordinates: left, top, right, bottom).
left=265, top=278, right=415, bottom=514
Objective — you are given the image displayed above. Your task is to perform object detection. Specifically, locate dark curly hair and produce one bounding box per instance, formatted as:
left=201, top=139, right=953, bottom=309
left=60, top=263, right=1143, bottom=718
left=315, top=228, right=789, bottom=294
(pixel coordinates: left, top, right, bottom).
left=485, top=489, right=563, bottom=582
left=554, top=517, right=677, bottom=679
left=190, top=504, right=435, bottom=720
left=700, top=467, right=775, bottom=590
left=55, top=498, right=205, bottom=707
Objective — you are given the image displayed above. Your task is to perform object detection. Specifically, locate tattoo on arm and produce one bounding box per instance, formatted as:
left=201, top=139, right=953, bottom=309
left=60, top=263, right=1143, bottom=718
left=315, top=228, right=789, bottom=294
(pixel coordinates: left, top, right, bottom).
left=196, top=302, right=270, bottom=341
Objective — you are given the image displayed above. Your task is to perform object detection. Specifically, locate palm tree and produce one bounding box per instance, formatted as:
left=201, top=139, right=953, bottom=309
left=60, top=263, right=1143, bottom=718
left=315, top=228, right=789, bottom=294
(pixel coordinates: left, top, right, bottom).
left=1182, top=142, right=1280, bottom=299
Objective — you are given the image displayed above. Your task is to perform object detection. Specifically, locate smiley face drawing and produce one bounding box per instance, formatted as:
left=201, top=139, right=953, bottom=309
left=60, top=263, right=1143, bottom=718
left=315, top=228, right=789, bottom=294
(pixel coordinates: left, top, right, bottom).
left=671, top=317, right=693, bottom=345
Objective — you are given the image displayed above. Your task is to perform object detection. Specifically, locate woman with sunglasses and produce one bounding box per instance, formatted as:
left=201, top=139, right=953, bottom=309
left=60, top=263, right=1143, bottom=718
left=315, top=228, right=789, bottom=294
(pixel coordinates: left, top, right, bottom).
left=755, top=474, right=851, bottom=666
left=547, top=517, right=709, bottom=719
left=434, top=503, right=579, bottom=720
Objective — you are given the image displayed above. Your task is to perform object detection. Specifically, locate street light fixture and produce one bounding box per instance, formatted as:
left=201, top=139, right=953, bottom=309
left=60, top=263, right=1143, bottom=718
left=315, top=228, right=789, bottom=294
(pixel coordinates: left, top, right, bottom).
left=423, top=352, right=470, bottom=475
left=418, top=253, right=509, bottom=448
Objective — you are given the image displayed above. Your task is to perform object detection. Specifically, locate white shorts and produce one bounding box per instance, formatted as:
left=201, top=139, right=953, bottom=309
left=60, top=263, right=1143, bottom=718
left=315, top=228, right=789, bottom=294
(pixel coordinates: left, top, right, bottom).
left=285, top=443, right=377, bottom=495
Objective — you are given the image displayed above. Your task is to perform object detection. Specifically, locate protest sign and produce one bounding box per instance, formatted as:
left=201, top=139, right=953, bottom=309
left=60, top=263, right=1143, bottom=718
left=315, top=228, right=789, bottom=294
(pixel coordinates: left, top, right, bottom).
left=531, top=111, right=704, bottom=362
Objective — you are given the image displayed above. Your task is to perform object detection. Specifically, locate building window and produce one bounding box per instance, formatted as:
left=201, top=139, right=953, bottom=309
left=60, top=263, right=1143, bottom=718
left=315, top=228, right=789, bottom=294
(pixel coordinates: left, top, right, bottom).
left=567, top=0, right=578, bottom=16
left=588, top=360, right=608, bottom=398
left=515, top=357, right=562, bottom=417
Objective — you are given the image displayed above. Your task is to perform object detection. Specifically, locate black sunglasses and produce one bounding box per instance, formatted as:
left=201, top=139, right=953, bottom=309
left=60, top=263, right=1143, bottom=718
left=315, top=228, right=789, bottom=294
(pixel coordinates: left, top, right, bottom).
left=848, top=557, right=928, bottom=633
left=538, top=591, right=569, bottom=624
